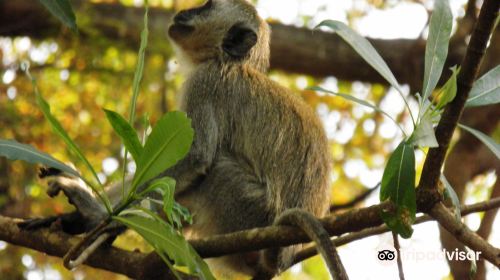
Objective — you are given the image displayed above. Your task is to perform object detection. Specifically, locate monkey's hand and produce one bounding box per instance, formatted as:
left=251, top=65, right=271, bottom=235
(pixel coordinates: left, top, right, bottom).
left=19, top=167, right=108, bottom=233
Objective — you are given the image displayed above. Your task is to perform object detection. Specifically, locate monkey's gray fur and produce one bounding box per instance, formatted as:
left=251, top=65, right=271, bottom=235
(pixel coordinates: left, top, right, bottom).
left=166, top=0, right=333, bottom=277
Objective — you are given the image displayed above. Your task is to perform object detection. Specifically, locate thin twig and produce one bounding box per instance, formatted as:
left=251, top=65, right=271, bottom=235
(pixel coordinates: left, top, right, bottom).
left=392, top=232, right=405, bottom=280
left=62, top=218, right=111, bottom=269
left=330, top=183, right=380, bottom=212
left=68, top=232, right=111, bottom=269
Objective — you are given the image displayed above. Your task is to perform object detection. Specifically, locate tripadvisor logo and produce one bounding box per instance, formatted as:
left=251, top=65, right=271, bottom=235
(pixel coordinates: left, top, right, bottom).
left=376, top=244, right=398, bottom=266
left=375, top=243, right=482, bottom=264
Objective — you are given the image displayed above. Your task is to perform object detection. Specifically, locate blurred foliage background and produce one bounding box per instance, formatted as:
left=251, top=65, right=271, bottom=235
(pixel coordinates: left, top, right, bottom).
left=0, top=0, right=498, bottom=279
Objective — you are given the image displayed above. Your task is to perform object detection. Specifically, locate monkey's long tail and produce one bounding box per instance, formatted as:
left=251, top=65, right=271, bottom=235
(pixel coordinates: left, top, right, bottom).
left=275, top=209, right=349, bottom=280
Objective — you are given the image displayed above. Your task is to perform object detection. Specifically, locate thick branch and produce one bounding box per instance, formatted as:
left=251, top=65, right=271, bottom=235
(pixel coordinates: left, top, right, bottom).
left=430, top=204, right=500, bottom=267
left=0, top=216, right=145, bottom=279
left=0, top=0, right=474, bottom=90
left=1, top=198, right=499, bottom=277
left=416, top=0, right=500, bottom=268
left=190, top=202, right=391, bottom=258
left=293, top=197, right=500, bottom=266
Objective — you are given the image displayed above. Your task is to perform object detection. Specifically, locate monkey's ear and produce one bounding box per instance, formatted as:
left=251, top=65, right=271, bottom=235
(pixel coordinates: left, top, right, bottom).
left=222, top=24, right=258, bottom=59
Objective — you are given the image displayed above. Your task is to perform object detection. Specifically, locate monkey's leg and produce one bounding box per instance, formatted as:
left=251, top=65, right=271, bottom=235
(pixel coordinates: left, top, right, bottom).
left=255, top=209, right=349, bottom=280
left=18, top=211, right=88, bottom=234
left=177, top=155, right=272, bottom=277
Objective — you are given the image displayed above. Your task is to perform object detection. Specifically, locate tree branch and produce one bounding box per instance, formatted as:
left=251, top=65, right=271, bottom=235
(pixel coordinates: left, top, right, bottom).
left=292, top=197, right=500, bottom=266
left=415, top=0, right=500, bottom=268
left=418, top=0, right=499, bottom=194
left=392, top=231, right=406, bottom=280
left=0, top=216, right=146, bottom=279
left=330, top=183, right=379, bottom=212
left=1, top=198, right=499, bottom=278
left=430, top=203, right=500, bottom=267
left=0, top=0, right=478, bottom=90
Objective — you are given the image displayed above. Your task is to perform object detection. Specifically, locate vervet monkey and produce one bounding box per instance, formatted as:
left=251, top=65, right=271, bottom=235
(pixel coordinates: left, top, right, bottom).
left=167, top=0, right=340, bottom=278
left=22, top=0, right=347, bottom=279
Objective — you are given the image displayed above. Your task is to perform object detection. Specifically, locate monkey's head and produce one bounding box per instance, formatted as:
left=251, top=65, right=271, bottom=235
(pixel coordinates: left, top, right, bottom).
left=168, top=0, right=270, bottom=72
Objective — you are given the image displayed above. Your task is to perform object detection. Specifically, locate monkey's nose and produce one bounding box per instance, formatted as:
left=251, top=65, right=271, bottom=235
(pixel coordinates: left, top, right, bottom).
left=173, top=11, right=192, bottom=24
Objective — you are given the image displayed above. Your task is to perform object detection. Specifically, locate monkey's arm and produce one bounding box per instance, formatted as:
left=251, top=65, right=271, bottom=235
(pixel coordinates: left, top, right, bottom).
left=164, top=103, right=219, bottom=195
left=21, top=102, right=217, bottom=232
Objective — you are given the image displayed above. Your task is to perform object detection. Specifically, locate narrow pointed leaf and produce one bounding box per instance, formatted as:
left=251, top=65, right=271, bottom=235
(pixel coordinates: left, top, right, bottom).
left=440, top=174, right=461, bottom=222
left=316, top=20, right=416, bottom=125
left=459, top=124, right=499, bottom=159
left=39, top=0, right=77, bottom=32
left=129, top=3, right=149, bottom=124
left=316, top=20, right=400, bottom=91
left=380, top=140, right=416, bottom=238
left=0, top=139, right=79, bottom=178
left=436, top=66, right=459, bottom=109
left=132, top=111, right=194, bottom=189
left=422, top=0, right=453, bottom=103
left=114, top=211, right=214, bottom=280
left=310, top=86, right=406, bottom=134
left=104, top=109, right=143, bottom=162
left=310, top=86, right=384, bottom=113
left=138, top=176, right=177, bottom=226
left=466, top=65, right=500, bottom=107
left=34, top=87, right=102, bottom=186
left=380, top=141, right=416, bottom=206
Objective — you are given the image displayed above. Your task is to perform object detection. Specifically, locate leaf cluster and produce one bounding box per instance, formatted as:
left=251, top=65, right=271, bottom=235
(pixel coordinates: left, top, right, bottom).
left=314, top=0, right=499, bottom=237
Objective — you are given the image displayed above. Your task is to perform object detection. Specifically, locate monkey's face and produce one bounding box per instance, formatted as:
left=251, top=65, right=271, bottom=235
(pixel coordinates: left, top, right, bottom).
left=168, top=0, right=270, bottom=72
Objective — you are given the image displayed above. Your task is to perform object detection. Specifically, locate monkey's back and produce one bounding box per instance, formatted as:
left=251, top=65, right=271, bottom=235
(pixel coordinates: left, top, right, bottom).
left=215, top=66, right=331, bottom=219
left=177, top=59, right=331, bottom=278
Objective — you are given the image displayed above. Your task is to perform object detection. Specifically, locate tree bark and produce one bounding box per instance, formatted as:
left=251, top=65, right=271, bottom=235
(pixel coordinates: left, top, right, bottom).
left=0, top=0, right=479, bottom=90
left=438, top=19, right=500, bottom=280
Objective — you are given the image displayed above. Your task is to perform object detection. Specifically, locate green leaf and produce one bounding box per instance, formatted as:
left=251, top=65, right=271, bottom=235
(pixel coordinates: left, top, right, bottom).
left=440, top=174, right=461, bottom=222
left=173, top=202, right=193, bottom=227
left=39, top=0, right=77, bottom=33
left=161, top=180, right=175, bottom=225
left=104, top=109, right=143, bottom=162
left=316, top=20, right=415, bottom=125
left=468, top=246, right=478, bottom=278
left=138, top=177, right=177, bottom=226
left=310, top=86, right=406, bottom=135
left=129, top=3, right=149, bottom=124
left=0, top=139, right=79, bottom=178
left=317, top=20, right=400, bottom=90
left=459, top=124, right=499, bottom=159
left=466, top=65, right=500, bottom=107
left=380, top=140, right=416, bottom=238
left=380, top=209, right=414, bottom=238
left=411, top=113, right=438, bottom=148
left=435, top=66, right=459, bottom=110
left=141, top=196, right=193, bottom=229
left=132, top=111, right=194, bottom=189
left=421, top=0, right=453, bottom=105
left=34, top=83, right=102, bottom=187
left=114, top=211, right=214, bottom=280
